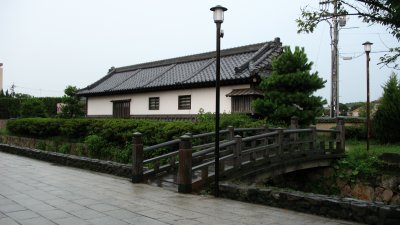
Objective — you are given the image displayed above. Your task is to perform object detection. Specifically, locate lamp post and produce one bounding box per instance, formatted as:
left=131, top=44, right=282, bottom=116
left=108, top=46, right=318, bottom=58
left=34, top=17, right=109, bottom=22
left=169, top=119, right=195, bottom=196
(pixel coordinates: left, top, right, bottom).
left=210, top=5, right=227, bottom=197
left=363, top=41, right=373, bottom=152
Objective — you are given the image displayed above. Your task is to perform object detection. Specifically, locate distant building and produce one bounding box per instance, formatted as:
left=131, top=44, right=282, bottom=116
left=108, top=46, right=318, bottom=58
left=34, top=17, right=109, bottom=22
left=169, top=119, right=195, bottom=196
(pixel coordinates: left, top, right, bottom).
left=77, top=38, right=283, bottom=119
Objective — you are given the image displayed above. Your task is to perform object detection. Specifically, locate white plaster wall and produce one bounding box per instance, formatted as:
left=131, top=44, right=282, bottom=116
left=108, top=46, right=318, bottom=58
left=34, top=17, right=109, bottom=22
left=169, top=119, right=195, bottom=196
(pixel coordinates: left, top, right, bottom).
left=87, top=84, right=250, bottom=116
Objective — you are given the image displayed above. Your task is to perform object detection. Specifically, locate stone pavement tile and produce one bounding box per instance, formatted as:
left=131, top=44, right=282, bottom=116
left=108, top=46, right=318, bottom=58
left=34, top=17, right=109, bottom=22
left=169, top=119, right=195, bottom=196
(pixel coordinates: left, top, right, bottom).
left=68, top=208, right=107, bottom=220
left=25, top=189, right=57, bottom=201
left=115, top=202, right=152, bottom=213
left=72, top=198, right=100, bottom=206
left=136, top=209, right=174, bottom=219
left=26, top=203, right=56, bottom=212
left=19, top=217, right=57, bottom=225
left=0, top=203, right=26, bottom=213
left=88, top=216, right=130, bottom=225
left=104, top=209, right=141, bottom=219
left=53, top=216, right=91, bottom=225
left=44, top=197, right=71, bottom=207
left=37, top=209, right=72, bottom=220
left=0, top=198, right=14, bottom=206
left=122, top=216, right=169, bottom=225
left=194, top=216, right=235, bottom=225
left=0, top=217, right=19, bottom=225
left=168, top=219, right=202, bottom=225
left=54, top=202, right=87, bottom=212
left=87, top=203, right=121, bottom=212
left=7, top=194, right=43, bottom=207
left=5, top=210, right=40, bottom=221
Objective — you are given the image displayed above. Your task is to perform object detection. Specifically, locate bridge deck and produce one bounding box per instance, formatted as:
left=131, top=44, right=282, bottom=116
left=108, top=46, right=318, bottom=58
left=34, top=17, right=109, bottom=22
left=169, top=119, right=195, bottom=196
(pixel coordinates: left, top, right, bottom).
left=0, top=152, right=360, bottom=225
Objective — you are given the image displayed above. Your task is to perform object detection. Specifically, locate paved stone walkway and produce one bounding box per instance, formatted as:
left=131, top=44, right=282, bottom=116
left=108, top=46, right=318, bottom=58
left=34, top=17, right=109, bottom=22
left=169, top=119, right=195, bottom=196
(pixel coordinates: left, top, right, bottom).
left=0, top=152, right=362, bottom=225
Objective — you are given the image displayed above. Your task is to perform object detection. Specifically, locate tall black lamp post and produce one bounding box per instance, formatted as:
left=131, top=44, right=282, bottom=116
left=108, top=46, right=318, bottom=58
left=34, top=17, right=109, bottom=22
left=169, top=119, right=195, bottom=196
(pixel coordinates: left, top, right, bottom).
left=210, top=5, right=227, bottom=197
left=363, top=41, right=373, bottom=152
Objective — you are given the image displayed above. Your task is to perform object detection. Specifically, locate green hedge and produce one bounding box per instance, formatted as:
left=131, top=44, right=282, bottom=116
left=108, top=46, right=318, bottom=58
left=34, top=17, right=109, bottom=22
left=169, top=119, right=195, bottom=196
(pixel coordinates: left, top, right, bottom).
left=6, top=114, right=265, bottom=146
left=0, top=97, right=62, bottom=119
left=316, top=117, right=365, bottom=124
left=0, top=98, right=21, bottom=119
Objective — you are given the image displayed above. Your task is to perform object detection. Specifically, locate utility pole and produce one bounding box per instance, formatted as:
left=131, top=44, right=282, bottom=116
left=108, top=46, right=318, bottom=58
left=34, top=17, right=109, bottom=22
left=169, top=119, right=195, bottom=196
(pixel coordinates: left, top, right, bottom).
left=320, top=0, right=345, bottom=118
left=331, top=0, right=339, bottom=118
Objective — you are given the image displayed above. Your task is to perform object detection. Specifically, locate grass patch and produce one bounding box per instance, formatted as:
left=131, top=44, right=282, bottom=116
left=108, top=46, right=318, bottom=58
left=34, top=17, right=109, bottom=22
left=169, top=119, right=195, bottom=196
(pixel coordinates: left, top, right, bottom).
left=336, top=140, right=400, bottom=183
left=0, top=128, right=9, bottom=135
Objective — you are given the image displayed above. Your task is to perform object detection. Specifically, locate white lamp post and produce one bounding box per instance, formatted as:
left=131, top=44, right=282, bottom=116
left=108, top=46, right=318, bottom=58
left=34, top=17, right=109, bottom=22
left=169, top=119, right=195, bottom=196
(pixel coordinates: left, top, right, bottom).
left=362, top=41, right=373, bottom=152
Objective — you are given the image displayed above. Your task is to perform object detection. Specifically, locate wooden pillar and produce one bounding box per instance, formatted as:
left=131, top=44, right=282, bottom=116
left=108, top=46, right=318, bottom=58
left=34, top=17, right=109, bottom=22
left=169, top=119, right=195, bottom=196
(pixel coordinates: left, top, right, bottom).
left=233, top=135, right=242, bottom=169
left=132, top=132, right=143, bottom=183
left=178, top=135, right=192, bottom=193
left=336, top=118, right=345, bottom=153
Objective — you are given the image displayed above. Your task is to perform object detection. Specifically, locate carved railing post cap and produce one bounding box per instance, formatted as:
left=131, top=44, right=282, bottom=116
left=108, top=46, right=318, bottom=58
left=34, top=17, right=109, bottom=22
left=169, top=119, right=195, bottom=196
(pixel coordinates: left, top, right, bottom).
left=180, top=135, right=191, bottom=140
left=133, top=132, right=142, bottom=136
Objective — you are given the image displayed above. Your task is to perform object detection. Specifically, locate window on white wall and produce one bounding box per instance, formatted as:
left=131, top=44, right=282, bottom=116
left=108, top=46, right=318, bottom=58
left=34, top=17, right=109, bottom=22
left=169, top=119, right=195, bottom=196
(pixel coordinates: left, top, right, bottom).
left=149, top=97, right=159, bottom=110
left=178, top=95, right=191, bottom=110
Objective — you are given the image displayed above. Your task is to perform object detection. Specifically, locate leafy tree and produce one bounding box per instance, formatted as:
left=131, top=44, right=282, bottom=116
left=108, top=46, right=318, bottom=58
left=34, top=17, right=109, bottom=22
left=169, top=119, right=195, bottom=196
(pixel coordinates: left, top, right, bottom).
left=59, top=85, right=85, bottom=118
left=297, top=0, right=400, bottom=69
left=252, top=46, right=326, bottom=125
left=20, top=98, right=46, bottom=118
left=373, top=72, right=400, bottom=143
left=339, top=102, right=349, bottom=116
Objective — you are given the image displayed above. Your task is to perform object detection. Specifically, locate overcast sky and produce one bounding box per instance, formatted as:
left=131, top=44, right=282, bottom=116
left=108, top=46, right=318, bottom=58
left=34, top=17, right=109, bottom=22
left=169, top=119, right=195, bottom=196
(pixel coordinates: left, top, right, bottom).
left=0, top=0, right=398, bottom=104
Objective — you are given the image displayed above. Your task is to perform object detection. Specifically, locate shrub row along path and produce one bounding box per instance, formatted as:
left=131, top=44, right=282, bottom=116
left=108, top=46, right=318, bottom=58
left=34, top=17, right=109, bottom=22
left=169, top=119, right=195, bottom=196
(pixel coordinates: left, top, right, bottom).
left=0, top=152, right=360, bottom=225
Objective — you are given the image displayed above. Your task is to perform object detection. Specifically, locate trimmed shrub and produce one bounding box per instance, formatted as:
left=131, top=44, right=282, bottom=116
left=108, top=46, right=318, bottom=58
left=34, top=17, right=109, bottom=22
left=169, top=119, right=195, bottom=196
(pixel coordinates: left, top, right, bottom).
left=85, top=135, right=107, bottom=159
left=345, top=125, right=366, bottom=140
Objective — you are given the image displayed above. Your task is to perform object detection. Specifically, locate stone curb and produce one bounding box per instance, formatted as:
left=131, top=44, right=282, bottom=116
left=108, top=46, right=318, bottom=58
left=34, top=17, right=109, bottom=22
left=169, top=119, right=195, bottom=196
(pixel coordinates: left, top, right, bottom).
left=219, top=183, right=400, bottom=225
left=0, top=144, right=131, bottom=178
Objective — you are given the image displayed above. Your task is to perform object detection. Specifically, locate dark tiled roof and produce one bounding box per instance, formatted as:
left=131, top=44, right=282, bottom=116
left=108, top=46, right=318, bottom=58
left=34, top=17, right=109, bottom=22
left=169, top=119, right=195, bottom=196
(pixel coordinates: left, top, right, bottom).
left=77, top=38, right=282, bottom=96
left=226, top=88, right=264, bottom=97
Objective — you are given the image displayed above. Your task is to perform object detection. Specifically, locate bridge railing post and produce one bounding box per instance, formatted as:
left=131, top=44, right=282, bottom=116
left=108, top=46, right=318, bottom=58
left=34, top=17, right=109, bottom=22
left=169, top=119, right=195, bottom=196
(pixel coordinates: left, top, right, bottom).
left=178, top=135, right=192, bottom=193
left=227, top=126, right=234, bottom=140
left=276, top=128, right=284, bottom=159
left=261, top=124, right=269, bottom=158
left=233, top=135, right=242, bottom=169
left=132, top=132, right=143, bottom=183
left=309, top=125, right=317, bottom=154
left=336, top=118, right=345, bottom=153
left=290, top=116, right=299, bottom=141
left=227, top=126, right=235, bottom=155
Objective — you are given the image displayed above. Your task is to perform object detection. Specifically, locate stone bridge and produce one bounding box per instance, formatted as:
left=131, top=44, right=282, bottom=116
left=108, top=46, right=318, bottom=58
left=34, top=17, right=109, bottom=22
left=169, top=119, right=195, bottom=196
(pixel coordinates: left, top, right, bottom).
left=132, top=117, right=346, bottom=193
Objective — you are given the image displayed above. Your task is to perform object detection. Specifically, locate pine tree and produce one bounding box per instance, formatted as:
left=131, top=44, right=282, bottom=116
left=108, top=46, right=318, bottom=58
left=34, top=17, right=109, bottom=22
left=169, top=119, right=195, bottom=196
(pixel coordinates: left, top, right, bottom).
left=373, top=72, right=400, bottom=143
left=252, top=46, right=326, bottom=125
left=59, top=85, right=85, bottom=118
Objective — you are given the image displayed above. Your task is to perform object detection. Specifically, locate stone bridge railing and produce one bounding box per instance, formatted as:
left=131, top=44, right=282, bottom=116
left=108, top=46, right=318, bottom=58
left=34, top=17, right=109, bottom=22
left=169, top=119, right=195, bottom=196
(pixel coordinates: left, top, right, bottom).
left=132, top=117, right=346, bottom=193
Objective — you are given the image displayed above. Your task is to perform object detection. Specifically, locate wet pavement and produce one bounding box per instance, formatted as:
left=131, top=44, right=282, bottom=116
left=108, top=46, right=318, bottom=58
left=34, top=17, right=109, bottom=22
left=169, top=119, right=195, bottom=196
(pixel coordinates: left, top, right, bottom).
left=0, top=152, right=362, bottom=225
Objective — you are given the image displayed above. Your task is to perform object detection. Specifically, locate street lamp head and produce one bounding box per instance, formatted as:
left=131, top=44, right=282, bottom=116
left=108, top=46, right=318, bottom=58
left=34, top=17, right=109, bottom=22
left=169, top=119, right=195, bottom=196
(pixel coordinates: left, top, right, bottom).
left=362, top=41, right=373, bottom=53
left=210, top=5, right=227, bottom=23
